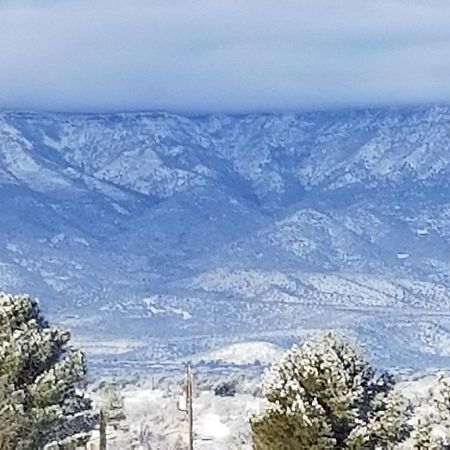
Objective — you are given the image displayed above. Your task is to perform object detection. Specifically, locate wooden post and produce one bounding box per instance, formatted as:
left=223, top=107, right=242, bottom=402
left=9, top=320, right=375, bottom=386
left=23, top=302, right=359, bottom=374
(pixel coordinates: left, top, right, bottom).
left=186, top=363, right=194, bottom=450
left=99, top=409, right=107, bottom=450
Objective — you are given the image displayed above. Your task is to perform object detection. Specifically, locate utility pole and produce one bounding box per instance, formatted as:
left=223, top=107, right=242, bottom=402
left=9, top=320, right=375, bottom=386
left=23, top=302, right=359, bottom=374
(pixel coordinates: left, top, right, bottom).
left=99, top=409, right=107, bottom=450
left=177, top=363, right=194, bottom=449
left=186, top=363, right=194, bottom=450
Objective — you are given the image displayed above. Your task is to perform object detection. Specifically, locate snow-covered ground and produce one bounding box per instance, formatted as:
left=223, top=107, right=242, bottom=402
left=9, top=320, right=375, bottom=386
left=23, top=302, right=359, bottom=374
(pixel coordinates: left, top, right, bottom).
left=91, top=375, right=266, bottom=449
left=87, top=370, right=450, bottom=449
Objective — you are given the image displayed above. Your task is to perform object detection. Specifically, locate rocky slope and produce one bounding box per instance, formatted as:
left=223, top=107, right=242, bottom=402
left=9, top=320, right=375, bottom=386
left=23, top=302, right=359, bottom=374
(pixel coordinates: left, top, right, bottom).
left=2, top=105, right=450, bottom=368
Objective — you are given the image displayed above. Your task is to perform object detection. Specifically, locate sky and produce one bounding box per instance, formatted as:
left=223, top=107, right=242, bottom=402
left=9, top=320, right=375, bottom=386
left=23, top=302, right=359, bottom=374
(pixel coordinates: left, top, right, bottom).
left=1, top=0, right=450, bottom=113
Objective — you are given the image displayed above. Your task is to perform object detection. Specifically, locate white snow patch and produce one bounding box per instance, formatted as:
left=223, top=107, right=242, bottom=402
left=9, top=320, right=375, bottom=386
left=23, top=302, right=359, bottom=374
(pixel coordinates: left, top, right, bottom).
left=197, top=413, right=230, bottom=441
left=142, top=297, right=192, bottom=320
left=72, top=338, right=143, bottom=356
left=193, top=341, right=283, bottom=366
left=49, top=233, right=66, bottom=247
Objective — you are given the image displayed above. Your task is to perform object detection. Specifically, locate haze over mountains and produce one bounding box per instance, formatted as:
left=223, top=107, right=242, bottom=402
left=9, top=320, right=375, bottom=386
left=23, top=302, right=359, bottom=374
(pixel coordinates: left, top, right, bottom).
left=2, top=104, right=450, bottom=369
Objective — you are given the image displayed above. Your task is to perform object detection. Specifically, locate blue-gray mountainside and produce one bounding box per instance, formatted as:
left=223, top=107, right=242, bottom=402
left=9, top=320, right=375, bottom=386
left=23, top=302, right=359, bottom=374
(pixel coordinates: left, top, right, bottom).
left=2, top=105, right=450, bottom=369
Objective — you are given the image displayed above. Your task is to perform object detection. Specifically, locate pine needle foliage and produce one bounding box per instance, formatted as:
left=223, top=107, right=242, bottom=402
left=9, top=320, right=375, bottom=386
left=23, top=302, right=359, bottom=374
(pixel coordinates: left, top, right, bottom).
left=0, top=292, right=96, bottom=449
left=250, top=332, right=411, bottom=450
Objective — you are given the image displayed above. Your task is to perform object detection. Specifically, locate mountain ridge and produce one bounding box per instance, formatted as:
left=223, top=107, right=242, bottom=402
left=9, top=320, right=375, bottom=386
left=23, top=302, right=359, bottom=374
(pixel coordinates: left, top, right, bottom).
left=2, top=104, right=450, bottom=368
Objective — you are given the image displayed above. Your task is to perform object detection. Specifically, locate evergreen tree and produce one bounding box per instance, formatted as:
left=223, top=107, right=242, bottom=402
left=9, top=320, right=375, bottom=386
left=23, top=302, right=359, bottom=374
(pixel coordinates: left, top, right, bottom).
left=434, top=375, right=450, bottom=441
left=0, top=292, right=96, bottom=449
left=250, top=332, right=411, bottom=449
left=412, top=419, right=434, bottom=449
left=412, top=374, right=450, bottom=449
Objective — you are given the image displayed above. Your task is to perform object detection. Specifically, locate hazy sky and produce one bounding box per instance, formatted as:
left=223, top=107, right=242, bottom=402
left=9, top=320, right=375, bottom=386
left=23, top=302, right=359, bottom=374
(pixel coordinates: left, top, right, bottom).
left=1, top=0, right=450, bottom=113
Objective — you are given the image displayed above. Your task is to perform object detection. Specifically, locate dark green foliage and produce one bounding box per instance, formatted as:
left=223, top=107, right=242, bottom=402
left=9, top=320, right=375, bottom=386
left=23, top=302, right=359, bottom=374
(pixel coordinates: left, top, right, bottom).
left=214, top=380, right=237, bottom=397
left=250, top=333, right=412, bottom=450
left=0, top=292, right=97, bottom=449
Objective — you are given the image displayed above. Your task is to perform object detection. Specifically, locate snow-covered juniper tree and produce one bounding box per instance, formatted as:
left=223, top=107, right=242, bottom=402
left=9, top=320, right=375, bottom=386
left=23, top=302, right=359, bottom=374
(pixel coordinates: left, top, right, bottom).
left=412, top=374, right=450, bottom=449
left=0, top=292, right=96, bottom=449
left=250, top=332, right=411, bottom=449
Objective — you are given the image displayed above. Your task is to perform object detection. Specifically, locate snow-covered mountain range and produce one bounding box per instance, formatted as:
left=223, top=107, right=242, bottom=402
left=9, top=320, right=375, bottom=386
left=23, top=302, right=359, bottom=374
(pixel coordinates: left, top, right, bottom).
left=2, top=105, right=450, bottom=369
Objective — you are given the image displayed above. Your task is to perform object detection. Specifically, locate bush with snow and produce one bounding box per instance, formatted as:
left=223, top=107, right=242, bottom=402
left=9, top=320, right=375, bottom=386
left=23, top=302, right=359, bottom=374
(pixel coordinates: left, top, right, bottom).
left=250, top=332, right=411, bottom=449
left=0, top=292, right=96, bottom=449
left=96, top=382, right=127, bottom=430
left=214, top=380, right=237, bottom=397
left=411, top=374, right=450, bottom=449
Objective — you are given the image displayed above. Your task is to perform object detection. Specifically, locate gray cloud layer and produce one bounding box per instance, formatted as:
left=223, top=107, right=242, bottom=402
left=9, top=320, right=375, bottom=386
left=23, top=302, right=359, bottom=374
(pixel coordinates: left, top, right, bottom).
left=1, top=0, right=450, bottom=113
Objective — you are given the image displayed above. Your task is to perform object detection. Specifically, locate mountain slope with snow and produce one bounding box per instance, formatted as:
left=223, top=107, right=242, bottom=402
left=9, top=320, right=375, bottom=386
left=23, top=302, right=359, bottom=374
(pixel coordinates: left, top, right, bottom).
left=2, top=105, right=450, bottom=368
